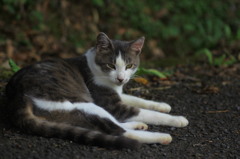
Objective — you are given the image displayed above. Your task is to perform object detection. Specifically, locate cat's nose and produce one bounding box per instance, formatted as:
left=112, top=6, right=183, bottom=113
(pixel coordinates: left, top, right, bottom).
left=117, top=78, right=124, bottom=83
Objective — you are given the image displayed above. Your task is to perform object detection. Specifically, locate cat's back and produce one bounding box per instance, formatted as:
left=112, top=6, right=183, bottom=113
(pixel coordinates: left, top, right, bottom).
left=6, top=57, right=92, bottom=103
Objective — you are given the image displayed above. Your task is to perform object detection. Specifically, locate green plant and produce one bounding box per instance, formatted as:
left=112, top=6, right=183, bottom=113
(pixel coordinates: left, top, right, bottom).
left=197, top=49, right=237, bottom=66
left=91, top=0, right=104, bottom=7
left=136, top=67, right=172, bottom=78
left=99, top=0, right=240, bottom=56
left=8, top=59, right=20, bottom=73
left=1, top=0, right=44, bottom=29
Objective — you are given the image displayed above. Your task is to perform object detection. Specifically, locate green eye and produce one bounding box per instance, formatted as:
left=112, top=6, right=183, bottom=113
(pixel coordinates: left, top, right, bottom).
left=126, top=64, right=133, bottom=69
left=106, top=64, right=116, bottom=70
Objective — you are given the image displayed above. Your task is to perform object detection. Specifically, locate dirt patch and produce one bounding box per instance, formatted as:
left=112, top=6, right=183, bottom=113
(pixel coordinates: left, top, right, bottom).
left=0, top=65, right=240, bottom=159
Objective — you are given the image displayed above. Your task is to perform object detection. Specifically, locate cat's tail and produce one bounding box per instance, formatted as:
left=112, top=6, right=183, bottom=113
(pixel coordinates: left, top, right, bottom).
left=12, top=98, right=140, bottom=149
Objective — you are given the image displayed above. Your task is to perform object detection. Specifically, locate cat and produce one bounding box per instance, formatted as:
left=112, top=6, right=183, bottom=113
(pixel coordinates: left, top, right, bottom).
left=5, top=32, right=188, bottom=149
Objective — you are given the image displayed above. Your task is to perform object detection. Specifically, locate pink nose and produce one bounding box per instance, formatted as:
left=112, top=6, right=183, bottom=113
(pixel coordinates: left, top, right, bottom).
left=117, top=78, right=124, bottom=82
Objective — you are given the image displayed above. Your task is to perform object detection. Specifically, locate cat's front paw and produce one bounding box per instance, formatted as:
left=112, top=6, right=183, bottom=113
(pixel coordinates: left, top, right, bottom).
left=149, top=102, right=171, bottom=113
left=169, top=116, right=189, bottom=127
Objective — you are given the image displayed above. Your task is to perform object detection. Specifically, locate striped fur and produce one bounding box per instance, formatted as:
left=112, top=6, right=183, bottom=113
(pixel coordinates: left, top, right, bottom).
left=5, top=33, right=144, bottom=149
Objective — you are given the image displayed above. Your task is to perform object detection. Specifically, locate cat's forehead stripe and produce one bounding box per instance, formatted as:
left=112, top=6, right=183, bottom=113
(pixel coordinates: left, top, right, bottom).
left=116, top=51, right=126, bottom=67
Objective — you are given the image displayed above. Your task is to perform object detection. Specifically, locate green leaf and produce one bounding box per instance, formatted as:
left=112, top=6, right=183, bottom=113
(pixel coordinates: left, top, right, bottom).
left=197, top=48, right=213, bottom=65
left=224, top=25, right=232, bottom=38
left=91, top=0, right=104, bottom=7
left=136, top=68, right=168, bottom=78
left=213, top=54, right=226, bottom=66
left=222, top=55, right=237, bottom=66
left=8, top=59, right=20, bottom=73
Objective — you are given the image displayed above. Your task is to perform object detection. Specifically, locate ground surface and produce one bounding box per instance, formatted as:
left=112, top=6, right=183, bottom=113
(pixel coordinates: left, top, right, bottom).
left=0, top=65, right=240, bottom=159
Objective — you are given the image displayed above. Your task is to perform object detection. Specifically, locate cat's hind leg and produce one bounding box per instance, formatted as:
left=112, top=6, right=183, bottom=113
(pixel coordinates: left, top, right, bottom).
left=73, top=103, right=174, bottom=144
left=73, top=103, right=173, bottom=144
left=73, top=102, right=174, bottom=144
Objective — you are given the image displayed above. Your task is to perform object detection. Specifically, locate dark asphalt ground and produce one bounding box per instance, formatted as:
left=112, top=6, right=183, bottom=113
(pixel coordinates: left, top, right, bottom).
left=0, top=65, right=240, bottom=159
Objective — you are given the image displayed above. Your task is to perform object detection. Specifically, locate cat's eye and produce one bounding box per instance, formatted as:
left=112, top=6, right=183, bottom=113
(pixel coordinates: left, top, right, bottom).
left=106, top=63, right=116, bottom=70
left=126, top=64, right=133, bottom=70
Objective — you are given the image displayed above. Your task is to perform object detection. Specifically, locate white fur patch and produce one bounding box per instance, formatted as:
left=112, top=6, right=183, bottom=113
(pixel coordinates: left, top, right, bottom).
left=114, top=52, right=133, bottom=84
left=115, top=53, right=126, bottom=72
left=85, top=48, right=106, bottom=81
left=32, top=98, right=119, bottom=124
left=33, top=98, right=75, bottom=111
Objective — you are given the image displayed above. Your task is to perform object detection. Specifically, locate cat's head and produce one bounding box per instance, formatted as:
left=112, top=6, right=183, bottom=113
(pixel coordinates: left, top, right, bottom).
left=92, top=32, right=145, bottom=86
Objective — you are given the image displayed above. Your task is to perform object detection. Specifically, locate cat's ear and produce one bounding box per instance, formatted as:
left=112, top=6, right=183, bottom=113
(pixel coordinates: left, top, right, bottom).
left=96, top=32, right=113, bottom=52
left=129, top=37, right=145, bottom=54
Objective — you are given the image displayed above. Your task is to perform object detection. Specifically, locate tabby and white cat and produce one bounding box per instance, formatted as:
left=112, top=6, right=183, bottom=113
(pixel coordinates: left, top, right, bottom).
left=5, top=33, right=188, bottom=149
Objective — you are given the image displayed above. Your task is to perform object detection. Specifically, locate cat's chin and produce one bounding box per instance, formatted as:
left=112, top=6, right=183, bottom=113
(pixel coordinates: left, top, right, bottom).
left=115, top=82, right=124, bottom=86
left=113, top=81, right=127, bottom=86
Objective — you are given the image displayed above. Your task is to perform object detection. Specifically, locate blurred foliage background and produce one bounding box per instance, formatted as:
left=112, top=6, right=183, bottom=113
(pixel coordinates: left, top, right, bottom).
left=0, top=0, right=240, bottom=68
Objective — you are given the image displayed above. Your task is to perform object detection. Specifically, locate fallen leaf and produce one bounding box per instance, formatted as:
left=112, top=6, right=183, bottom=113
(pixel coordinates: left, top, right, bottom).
left=159, top=80, right=177, bottom=86
left=134, top=77, right=149, bottom=85
left=152, top=86, right=171, bottom=90
left=202, top=86, right=220, bottom=94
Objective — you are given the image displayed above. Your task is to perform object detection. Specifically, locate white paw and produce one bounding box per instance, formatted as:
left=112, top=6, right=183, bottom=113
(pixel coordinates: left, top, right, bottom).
left=149, top=102, right=171, bottom=113
left=170, top=116, right=189, bottom=127
left=121, top=122, right=148, bottom=130
left=155, top=133, right=172, bottom=145
left=124, top=130, right=172, bottom=144
left=145, top=132, right=172, bottom=145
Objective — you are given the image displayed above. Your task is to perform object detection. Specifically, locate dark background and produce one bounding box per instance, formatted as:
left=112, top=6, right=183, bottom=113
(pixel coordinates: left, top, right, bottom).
left=0, top=0, right=239, bottom=68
